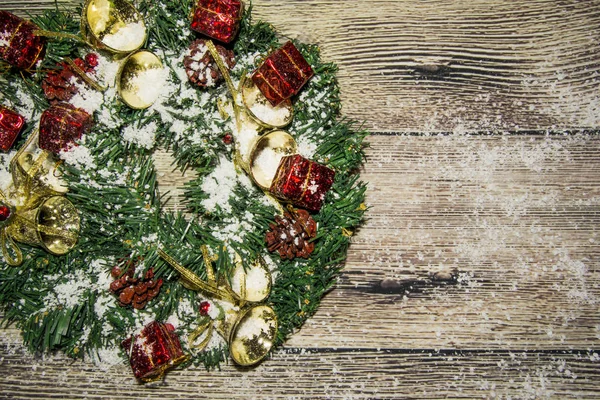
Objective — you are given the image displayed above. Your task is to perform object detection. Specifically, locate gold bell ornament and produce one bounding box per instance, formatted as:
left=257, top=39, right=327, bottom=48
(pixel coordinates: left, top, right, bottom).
left=158, top=246, right=278, bottom=366
left=0, top=133, right=80, bottom=266
left=81, top=0, right=147, bottom=54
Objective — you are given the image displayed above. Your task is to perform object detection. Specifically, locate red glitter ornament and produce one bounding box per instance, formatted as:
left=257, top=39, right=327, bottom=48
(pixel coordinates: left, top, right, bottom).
left=38, top=103, right=93, bottom=154
left=0, top=204, right=11, bottom=222
left=191, top=0, right=243, bottom=43
left=270, top=154, right=335, bottom=212
left=0, top=105, right=25, bottom=152
left=122, top=321, right=187, bottom=381
left=199, top=301, right=211, bottom=316
left=0, top=11, right=46, bottom=70
left=252, top=41, right=314, bottom=106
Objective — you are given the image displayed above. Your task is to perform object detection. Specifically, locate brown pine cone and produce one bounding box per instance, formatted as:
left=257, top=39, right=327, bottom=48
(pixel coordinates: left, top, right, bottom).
left=183, top=39, right=235, bottom=87
left=41, top=55, right=98, bottom=105
left=109, top=260, right=163, bottom=309
left=42, top=62, right=79, bottom=105
left=265, top=208, right=317, bottom=260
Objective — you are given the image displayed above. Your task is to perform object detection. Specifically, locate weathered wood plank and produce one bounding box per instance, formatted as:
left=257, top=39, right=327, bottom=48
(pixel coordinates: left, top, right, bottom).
left=3, top=0, right=600, bottom=132
left=1, top=324, right=599, bottom=399
left=2, top=0, right=600, bottom=397
left=251, top=0, right=600, bottom=132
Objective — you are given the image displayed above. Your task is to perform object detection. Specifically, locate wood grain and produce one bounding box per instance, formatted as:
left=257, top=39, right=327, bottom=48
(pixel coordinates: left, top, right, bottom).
left=2, top=325, right=599, bottom=399
left=4, top=0, right=600, bottom=132
left=1, top=0, right=600, bottom=398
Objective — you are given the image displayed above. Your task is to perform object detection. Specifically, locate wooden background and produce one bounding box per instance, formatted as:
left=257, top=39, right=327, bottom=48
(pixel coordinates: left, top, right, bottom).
left=2, top=0, right=600, bottom=398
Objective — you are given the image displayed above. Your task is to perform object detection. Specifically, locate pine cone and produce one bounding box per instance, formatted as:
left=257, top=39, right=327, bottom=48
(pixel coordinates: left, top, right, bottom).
left=42, top=61, right=79, bottom=105
left=109, top=259, right=163, bottom=309
left=42, top=55, right=98, bottom=105
left=184, top=39, right=235, bottom=87
left=265, top=208, right=317, bottom=260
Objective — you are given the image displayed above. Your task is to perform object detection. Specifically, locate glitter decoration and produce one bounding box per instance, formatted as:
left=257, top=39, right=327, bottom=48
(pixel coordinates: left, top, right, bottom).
left=38, top=103, right=93, bottom=154
left=0, top=105, right=25, bottom=152
left=0, top=11, right=46, bottom=70
left=270, top=154, right=335, bottom=212
left=122, top=321, right=187, bottom=381
left=191, top=0, right=243, bottom=43
left=251, top=41, right=314, bottom=106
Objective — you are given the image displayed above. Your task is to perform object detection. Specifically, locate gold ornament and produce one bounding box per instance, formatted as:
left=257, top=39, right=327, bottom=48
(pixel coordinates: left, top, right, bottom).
left=158, top=246, right=278, bottom=366
left=81, top=0, right=147, bottom=54
left=116, top=50, right=164, bottom=109
left=0, top=132, right=80, bottom=266
left=241, top=75, right=293, bottom=129
left=248, top=130, right=297, bottom=190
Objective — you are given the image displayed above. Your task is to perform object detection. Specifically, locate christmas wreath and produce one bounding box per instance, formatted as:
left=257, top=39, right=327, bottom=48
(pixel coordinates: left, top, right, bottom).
left=0, top=0, right=367, bottom=381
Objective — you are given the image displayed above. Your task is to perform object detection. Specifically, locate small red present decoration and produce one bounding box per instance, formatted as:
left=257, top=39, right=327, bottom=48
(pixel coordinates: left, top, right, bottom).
left=122, top=321, right=187, bottom=381
left=191, top=0, right=243, bottom=43
left=252, top=41, right=314, bottom=107
left=0, top=11, right=46, bottom=70
left=38, top=103, right=93, bottom=154
left=0, top=105, right=25, bottom=152
left=270, top=154, right=335, bottom=212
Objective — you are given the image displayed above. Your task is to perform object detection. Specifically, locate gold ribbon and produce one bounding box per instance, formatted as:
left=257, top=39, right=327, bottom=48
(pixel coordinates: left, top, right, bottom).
left=158, top=246, right=237, bottom=351
left=64, top=57, right=107, bottom=92
left=0, top=131, right=73, bottom=266
left=158, top=246, right=272, bottom=355
left=158, top=246, right=239, bottom=304
left=32, top=29, right=84, bottom=43
left=0, top=228, right=22, bottom=266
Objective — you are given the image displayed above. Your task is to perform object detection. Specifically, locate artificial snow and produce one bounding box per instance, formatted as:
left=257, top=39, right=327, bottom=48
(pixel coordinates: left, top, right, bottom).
left=102, top=21, right=146, bottom=51
left=200, top=155, right=238, bottom=213
left=59, top=144, right=96, bottom=170
left=125, top=66, right=168, bottom=107
left=122, top=121, right=158, bottom=149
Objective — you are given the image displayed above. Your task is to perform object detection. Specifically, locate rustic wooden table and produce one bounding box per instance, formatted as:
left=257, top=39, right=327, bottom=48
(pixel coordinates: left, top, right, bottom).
left=1, top=0, right=600, bottom=398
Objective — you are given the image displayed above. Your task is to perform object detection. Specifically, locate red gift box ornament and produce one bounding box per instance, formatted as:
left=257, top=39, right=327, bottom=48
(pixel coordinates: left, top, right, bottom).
left=0, top=11, right=46, bottom=70
left=122, top=321, right=188, bottom=382
left=270, top=154, right=335, bottom=212
left=38, top=103, right=93, bottom=154
left=252, top=41, right=314, bottom=107
left=191, top=0, right=243, bottom=43
left=0, top=105, right=25, bottom=152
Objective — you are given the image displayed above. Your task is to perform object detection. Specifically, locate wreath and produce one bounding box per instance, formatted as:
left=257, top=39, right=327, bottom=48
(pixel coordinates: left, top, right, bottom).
left=0, top=0, right=367, bottom=381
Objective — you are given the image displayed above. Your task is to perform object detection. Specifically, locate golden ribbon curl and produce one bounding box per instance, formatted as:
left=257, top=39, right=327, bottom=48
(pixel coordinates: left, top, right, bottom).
left=0, top=132, right=80, bottom=266
left=158, top=246, right=278, bottom=366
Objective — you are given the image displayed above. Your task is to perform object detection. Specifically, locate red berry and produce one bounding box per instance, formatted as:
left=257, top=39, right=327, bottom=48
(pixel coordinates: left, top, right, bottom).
left=199, top=301, right=211, bottom=316
left=85, top=53, right=99, bottom=68
left=0, top=205, right=11, bottom=222
left=73, top=58, right=85, bottom=70
left=223, top=133, right=233, bottom=145
left=165, top=323, right=175, bottom=332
